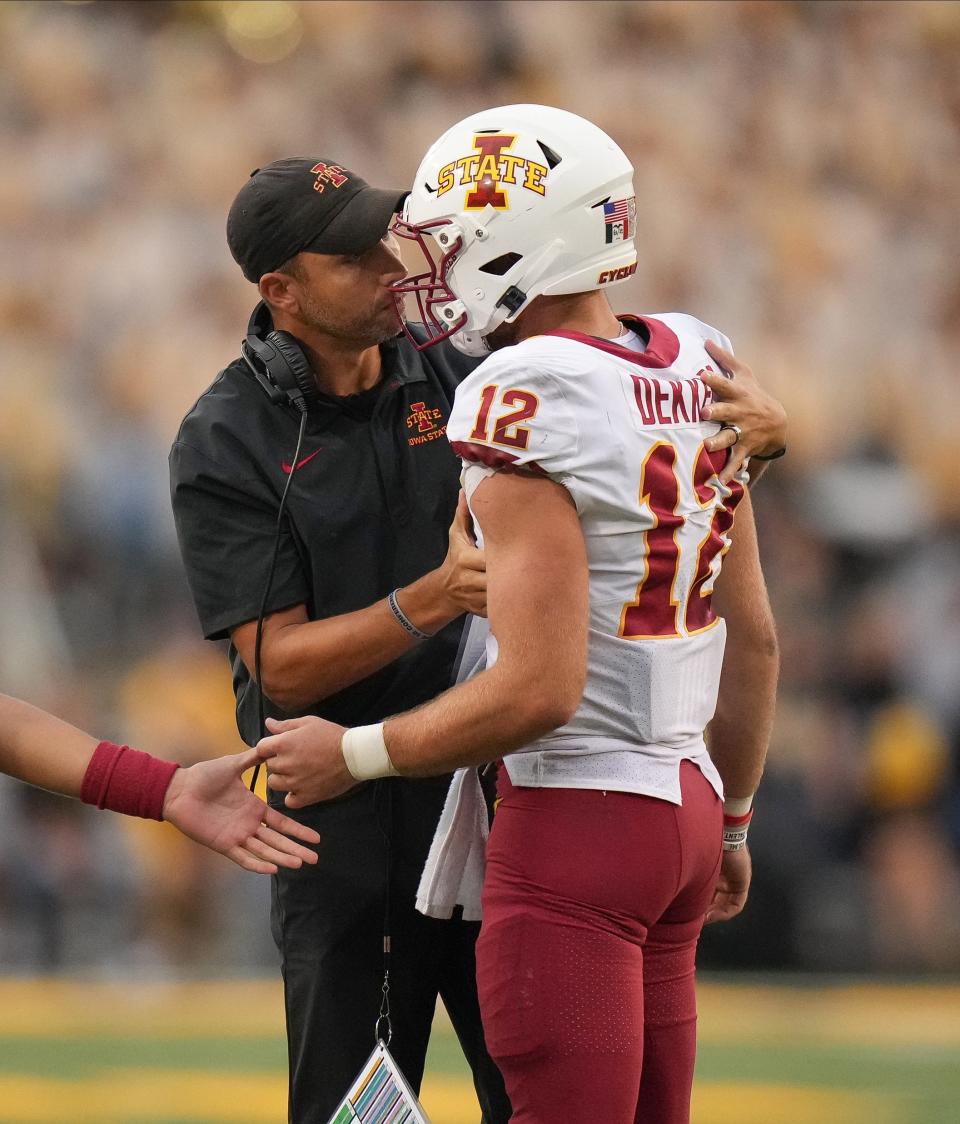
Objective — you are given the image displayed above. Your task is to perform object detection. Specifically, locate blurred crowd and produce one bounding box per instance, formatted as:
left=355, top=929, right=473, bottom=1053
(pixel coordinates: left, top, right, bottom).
left=0, top=0, right=958, bottom=975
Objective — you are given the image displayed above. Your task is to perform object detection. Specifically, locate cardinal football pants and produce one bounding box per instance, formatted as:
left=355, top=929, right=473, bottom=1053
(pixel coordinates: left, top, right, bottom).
left=476, top=761, right=722, bottom=1124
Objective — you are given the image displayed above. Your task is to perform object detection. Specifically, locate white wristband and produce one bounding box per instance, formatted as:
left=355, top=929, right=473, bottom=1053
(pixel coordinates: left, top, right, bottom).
left=722, top=823, right=751, bottom=852
left=340, top=723, right=399, bottom=781
left=722, top=794, right=755, bottom=817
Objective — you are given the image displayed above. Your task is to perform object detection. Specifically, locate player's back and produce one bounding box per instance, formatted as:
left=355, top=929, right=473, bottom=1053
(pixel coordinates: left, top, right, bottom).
left=446, top=314, right=745, bottom=803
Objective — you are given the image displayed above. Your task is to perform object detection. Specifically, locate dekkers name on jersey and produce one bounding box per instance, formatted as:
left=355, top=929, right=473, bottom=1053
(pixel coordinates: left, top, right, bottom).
left=629, top=369, right=717, bottom=428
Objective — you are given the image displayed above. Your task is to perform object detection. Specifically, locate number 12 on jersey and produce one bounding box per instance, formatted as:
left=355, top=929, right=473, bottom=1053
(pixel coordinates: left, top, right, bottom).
left=619, top=442, right=743, bottom=640
left=469, top=384, right=540, bottom=450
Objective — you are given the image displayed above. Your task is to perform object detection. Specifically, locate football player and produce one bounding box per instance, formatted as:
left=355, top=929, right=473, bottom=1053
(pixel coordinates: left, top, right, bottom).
left=0, top=692, right=319, bottom=874
left=258, top=104, right=779, bottom=1122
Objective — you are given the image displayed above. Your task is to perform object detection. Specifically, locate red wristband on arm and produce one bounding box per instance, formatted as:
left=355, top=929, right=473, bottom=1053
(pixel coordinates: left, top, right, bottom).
left=722, top=808, right=754, bottom=852
left=722, top=809, right=754, bottom=827
left=80, top=741, right=180, bottom=821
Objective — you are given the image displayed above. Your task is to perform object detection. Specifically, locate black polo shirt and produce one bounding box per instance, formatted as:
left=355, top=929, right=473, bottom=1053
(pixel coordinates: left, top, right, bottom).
left=169, top=330, right=479, bottom=748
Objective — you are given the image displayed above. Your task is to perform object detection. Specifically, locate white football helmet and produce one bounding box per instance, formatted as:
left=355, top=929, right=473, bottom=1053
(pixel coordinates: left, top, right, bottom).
left=392, top=104, right=638, bottom=356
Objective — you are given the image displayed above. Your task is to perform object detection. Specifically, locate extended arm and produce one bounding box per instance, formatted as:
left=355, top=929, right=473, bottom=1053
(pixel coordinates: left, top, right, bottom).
left=231, top=494, right=486, bottom=710
left=258, top=471, right=590, bottom=804
left=0, top=693, right=98, bottom=798
left=703, top=491, right=779, bottom=922
left=385, top=471, right=588, bottom=773
left=0, top=693, right=319, bottom=874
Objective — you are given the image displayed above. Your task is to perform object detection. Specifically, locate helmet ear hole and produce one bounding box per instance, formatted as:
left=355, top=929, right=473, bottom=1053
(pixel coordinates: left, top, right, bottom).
left=537, top=140, right=562, bottom=169
left=478, top=252, right=523, bottom=276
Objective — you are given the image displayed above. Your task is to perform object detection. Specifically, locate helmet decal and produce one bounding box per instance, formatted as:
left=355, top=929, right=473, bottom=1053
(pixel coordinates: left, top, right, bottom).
left=601, top=197, right=637, bottom=244
left=597, top=262, right=638, bottom=285
left=436, top=134, right=549, bottom=210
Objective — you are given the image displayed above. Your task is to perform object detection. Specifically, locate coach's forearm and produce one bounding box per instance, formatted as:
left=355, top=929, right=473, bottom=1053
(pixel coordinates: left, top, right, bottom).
left=0, top=694, right=99, bottom=798
left=384, top=656, right=580, bottom=776
left=247, top=569, right=462, bottom=711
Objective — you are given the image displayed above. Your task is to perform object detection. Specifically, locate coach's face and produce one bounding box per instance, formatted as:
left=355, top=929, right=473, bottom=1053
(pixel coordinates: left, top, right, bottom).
left=263, top=235, right=406, bottom=347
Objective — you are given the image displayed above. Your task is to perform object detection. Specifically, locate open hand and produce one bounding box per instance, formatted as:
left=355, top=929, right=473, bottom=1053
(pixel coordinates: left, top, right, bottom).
left=704, top=846, right=752, bottom=924
left=702, top=341, right=787, bottom=485
left=162, top=747, right=320, bottom=874
left=257, top=715, right=355, bottom=808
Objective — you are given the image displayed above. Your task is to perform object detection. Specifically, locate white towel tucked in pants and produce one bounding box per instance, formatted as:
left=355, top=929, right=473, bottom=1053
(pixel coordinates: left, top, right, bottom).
left=416, top=766, right=488, bottom=920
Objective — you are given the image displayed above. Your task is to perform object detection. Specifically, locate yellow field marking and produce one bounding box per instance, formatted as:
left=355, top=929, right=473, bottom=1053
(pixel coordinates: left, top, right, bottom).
left=692, top=1082, right=899, bottom=1124
left=0, top=1073, right=896, bottom=1124
left=0, top=1071, right=286, bottom=1122
left=419, top=1076, right=865, bottom=1124
left=0, top=980, right=957, bottom=1048
left=697, top=983, right=960, bottom=1048
left=0, top=981, right=285, bottom=1037
left=0, top=980, right=952, bottom=1124
left=0, top=1072, right=480, bottom=1124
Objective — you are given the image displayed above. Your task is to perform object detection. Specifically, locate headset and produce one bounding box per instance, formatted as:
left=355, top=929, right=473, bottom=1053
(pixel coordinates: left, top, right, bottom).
left=241, top=300, right=323, bottom=417
left=240, top=301, right=314, bottom=791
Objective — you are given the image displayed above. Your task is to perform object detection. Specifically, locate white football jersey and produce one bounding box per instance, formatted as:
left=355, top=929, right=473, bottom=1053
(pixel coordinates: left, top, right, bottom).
left=446, top=314, right=746, bottom=804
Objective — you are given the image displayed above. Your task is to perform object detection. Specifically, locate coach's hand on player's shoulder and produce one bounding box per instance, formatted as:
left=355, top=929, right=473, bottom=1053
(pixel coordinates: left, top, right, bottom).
left=438, top=491, right=487, bottom=617
left=701, top=341, right=787, bottom=485
left=257, top=715, right=355, bottom=808
left=162, top=748, right=321, bottom=875
left=704, top=845, right=752, bottom=925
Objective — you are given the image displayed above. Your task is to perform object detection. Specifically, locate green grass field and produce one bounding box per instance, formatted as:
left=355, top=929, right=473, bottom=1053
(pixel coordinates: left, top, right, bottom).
left=0, top=978, right=956, bottom=1122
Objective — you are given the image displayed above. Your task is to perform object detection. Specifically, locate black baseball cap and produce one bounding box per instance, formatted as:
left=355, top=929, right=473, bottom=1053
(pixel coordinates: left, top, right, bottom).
left=227, top=157, right=408, bottom=282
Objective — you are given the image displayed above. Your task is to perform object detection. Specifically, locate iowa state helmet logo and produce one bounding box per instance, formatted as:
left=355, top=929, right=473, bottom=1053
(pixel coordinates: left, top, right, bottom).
left=436, top=135, right=548, bottom=210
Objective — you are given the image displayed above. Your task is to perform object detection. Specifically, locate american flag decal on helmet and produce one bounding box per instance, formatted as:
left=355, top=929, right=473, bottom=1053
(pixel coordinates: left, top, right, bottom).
left=603, top=197, right=636, bottom=243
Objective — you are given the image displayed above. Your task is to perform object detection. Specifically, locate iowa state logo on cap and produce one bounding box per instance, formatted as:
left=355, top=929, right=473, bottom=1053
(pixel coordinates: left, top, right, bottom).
left=436, top=135, right=548, bottom=210
left=310, top=162, right=349, bottom=193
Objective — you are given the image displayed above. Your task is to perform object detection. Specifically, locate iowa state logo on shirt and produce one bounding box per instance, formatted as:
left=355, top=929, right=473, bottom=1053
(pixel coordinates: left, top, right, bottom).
left=406, top=400, right=446, bottom=446
left=436, top=135, right=549, bottom=210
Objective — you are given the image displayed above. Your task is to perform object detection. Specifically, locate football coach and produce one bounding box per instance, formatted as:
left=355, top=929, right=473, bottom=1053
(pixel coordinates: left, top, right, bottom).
left=169, top=158, right=508, bottom=1124
left=169, top=156, right=786, bottom=1123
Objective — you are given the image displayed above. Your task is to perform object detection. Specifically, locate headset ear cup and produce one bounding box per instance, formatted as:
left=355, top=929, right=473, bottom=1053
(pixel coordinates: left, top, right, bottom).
left=241, top=302, right=320, bottom=415
left=266, top=331, right=321, bottom=416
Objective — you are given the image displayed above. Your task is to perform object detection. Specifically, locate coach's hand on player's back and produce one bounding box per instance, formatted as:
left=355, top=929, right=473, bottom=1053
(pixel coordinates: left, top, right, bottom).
left=438, top=492, right=487, bottom=617
left=162, top=748, right=321, bottom=874
left=258, top=715, right=354, bottom=808
left=701, top=341, right=787, bottom=485
left=704, top=846, right=752, bottom=925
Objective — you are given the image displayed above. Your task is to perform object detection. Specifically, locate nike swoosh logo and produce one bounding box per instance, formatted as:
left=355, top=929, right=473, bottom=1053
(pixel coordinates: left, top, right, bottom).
left=281, top=449, right=322, bottom=474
